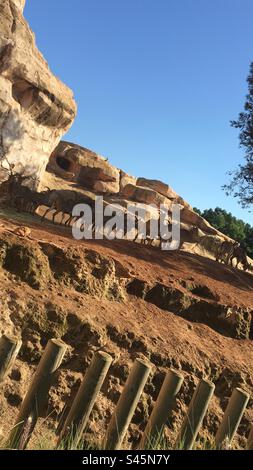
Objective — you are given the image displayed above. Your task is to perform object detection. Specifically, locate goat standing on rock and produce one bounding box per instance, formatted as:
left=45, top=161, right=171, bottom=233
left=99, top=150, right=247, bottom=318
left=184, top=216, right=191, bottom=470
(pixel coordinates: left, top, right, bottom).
left=216, top=240, right=251, bottom=271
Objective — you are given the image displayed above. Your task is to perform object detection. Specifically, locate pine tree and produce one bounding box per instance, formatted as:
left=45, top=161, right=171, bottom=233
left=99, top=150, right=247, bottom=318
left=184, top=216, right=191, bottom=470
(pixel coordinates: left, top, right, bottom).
left=223, top=62, right=253, bottom=207
left=194, top=207, right=253, bottom=256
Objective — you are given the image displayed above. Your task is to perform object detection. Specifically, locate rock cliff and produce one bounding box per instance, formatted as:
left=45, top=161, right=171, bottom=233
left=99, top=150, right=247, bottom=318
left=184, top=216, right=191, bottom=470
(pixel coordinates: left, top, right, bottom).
left=0, top=0, right=76, bottom=186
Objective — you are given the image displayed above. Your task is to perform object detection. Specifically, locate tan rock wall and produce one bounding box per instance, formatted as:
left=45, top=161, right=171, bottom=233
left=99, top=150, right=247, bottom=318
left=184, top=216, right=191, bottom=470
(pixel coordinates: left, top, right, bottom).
left=121, top=183, right=171, bottom=207
left=47, top=141, right=120, bottom=194
left=0, top=0, right=77, bottom=187
left=119, top=170, right=137, bottom=192
left=12, top=0, right=25, bottom=11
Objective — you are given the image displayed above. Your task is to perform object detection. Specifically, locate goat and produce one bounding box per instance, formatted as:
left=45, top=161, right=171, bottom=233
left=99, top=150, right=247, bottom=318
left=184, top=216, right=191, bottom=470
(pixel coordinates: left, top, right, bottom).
left=64, top=195, right=96, bottom=228
left=101, top=208, right=138, bottom=240
left=230, top=245, right=250, bottom=271
left=0, top=157, right=39, bottom=211
left=0, top=159, right=24, bottom=202
left=40, top=190, right=79, bottom=224
left=0, top=159, right=98, bottom=231
left=216, top=240, right=251, bottom=271
left=134, top=211, right=172, bottom=247
left=216, top=240, right=240, bottom=265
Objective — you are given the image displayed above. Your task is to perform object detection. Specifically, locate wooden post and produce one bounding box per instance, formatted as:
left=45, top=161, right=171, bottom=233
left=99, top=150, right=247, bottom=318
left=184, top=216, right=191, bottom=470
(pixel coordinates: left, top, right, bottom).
left=215, top=387, right=250, bottom=449
left=59, top=351, right=113, bottom=448
left=139, top=369, right=184, bottom=449
left=246, top=423, right=253, bottom=450
left=0, top=334, right=22, bottom=383
left=8, top=338, right=68, bottom=449
left=105, top=358, right=152, bottom=450
left=175, top=379, right=215, bottom=450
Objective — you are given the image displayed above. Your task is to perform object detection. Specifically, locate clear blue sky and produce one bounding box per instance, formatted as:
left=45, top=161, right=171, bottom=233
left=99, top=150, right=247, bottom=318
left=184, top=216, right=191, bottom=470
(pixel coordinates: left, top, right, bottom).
left=24, top=0, right=253, bottom=224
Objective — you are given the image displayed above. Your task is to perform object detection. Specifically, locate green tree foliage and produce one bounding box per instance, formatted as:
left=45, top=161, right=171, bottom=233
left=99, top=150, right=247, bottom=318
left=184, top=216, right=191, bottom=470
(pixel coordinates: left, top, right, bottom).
left=193, top=207, right=253, bottom=257
left=223, top=62, right=253, bottom=207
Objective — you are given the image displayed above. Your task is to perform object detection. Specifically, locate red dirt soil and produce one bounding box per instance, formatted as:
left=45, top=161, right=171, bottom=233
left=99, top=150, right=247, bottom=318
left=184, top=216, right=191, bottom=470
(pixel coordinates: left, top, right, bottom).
left=0, top=211, right=253, bottom=449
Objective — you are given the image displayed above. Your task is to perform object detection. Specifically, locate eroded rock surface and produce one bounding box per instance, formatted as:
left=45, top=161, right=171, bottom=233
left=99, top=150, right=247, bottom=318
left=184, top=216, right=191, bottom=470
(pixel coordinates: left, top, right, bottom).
left=0, top=1, right=248, bottom=267
left=0, top=222, right=252, bottom=449
left=0, top=0, right=252, bottom=452
left=0, top=0, right=76, bottom=185
left=43, top=139, right=236, bottom=262
left=47, top=141, right=120, bottom=194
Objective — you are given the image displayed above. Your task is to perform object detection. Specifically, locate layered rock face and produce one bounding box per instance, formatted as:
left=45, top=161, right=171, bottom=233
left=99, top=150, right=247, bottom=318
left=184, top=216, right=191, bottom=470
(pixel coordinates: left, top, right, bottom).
left=0, top=1, right=240, bottom=261
left=12, top=0, right=25, bottom=10
left=0, top=0, right=76, bottom=186
left=47, top=141, right=120, bottom=194
left=45, top=139, right=233, bottom=258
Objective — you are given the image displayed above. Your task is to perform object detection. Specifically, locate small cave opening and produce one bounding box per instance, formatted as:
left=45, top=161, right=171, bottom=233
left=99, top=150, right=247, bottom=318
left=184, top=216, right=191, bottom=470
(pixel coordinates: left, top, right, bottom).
left=56, top=156, right=72, bottom=172
left=12, top=79, right=37, bottom=109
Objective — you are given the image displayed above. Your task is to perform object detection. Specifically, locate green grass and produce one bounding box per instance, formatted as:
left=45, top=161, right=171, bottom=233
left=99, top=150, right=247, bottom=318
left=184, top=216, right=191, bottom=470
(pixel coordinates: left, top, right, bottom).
left=0, top=422, right=221, bottom=451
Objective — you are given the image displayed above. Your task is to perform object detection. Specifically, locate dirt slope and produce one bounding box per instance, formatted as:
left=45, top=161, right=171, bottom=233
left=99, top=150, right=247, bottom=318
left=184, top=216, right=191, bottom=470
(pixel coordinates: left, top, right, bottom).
left=0, top=209, right=253, bottom=449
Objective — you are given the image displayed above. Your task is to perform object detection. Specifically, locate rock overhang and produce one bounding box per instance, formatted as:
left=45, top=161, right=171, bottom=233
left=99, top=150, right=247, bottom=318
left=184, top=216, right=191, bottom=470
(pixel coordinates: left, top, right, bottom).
left=0, top=0, right=77, bottom=186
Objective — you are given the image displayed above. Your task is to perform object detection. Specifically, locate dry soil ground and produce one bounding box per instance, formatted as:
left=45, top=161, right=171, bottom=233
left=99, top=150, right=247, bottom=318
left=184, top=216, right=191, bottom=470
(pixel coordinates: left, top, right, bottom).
left=0, top=208, right=253, bottom=449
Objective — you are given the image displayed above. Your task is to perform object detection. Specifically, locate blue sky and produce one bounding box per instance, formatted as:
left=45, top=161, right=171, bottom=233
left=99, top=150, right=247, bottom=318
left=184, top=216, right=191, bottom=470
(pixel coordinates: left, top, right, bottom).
left=24, top=0, right=253, bottom=223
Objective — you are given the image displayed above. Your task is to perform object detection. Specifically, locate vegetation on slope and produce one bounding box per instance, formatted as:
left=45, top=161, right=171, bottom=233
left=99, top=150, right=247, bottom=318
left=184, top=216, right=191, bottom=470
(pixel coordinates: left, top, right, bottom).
left=194, top=207, right=253, bottom=257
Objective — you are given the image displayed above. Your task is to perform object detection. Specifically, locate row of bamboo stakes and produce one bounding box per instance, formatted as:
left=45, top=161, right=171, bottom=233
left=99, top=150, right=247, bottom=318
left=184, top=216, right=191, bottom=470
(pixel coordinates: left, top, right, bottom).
left=0, top=333, right=252, bottom=450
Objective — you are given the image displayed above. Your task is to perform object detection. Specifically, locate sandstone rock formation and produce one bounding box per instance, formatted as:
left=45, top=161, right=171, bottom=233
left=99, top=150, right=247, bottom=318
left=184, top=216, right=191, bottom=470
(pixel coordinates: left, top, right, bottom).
left=119, top=170, right=137, bottom=192
left=47, top=141, right=120, bottom=194
left=0, top=0, right=76, bottom=186
left=136, top=178, right=192, bottom=209
left=42, top=137, right=237, bottom=260
left=0, top=1, right=244, bottom=263
left=121, top=183, right=169, bottom=206
left=137, top=177, right=178, bottom=199
left=12, top=0, right=25, bottom=10
left=0, top=1, right=253, bottom=453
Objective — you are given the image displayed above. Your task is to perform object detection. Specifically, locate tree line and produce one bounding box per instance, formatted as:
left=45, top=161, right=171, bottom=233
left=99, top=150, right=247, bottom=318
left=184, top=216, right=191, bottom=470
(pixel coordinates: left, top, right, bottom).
left=197, top=62, right=253, bottom=258
left=194, top=207, right=253, bottom=258
left=224, top=62, right=253, bottom=207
